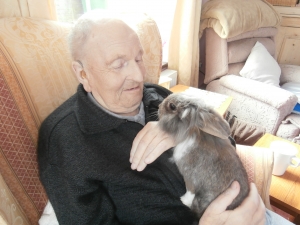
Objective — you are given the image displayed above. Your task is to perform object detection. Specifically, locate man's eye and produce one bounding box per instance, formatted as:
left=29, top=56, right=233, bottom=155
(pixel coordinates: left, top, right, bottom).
left=112, top=60, right=127, bottom=69
left=113, top=64, right=123, bottom=69
left=136, top=57, right=143, bottom=63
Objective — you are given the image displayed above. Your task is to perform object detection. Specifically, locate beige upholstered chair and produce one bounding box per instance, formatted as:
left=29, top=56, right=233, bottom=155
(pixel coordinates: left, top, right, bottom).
left=202, top=26, right=300, bottom=143
left=0, top=14, right=162, bottom=225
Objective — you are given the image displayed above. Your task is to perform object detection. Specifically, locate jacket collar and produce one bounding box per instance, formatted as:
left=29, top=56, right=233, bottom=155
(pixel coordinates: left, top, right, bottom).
left=75, top=84, right=168, bottom=134
left=75, top=85, right=126, bottom=134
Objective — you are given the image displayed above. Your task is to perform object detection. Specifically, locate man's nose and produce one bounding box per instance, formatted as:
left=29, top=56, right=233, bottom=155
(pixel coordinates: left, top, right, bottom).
left=128, top=60, right=145, bottom=82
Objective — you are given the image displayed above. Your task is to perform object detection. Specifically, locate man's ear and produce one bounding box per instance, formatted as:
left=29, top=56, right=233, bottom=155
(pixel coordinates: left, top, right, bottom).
left=72, top=61, right=84, bottom=82
left=72, top=61, right=92, bottom=92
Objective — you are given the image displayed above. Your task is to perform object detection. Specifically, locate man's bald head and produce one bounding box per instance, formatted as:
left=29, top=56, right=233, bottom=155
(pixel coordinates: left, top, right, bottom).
left=68, top=10, right=137, bottom=62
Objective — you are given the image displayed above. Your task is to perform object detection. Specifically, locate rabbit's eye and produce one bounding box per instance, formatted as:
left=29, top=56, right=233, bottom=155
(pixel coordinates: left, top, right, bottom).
left=169, top=103, right=176, bottom=111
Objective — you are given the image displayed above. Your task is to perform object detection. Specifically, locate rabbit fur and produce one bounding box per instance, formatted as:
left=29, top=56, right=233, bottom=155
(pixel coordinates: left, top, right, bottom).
left=158, top=93, right=249, bottom=218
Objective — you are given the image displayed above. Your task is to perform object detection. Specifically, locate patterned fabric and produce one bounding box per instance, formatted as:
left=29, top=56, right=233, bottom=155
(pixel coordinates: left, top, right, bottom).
left=236, top=145, right=273, bottom=209
left=0, top=173, right=31, bottom=225
left=0, top=17, right=77, bottom=224
left=0, top=39, right=48, bottom=224
left=0, top=17, right=78, bottom=123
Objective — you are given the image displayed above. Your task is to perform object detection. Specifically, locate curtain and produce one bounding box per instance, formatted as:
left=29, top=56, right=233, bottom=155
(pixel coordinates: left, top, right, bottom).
left=168, top=0, right=202, bottom=87
left=0, top=0, right=56, bottom=20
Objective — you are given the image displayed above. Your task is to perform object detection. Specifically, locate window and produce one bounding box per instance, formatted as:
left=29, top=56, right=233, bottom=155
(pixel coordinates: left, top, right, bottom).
left=54, top=0, right=177, bottom=61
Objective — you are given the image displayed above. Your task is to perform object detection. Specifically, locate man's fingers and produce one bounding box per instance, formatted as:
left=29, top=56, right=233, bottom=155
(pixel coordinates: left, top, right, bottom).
left=238, top=183, right=261, bottom=212
left=200, top=182, right=266, bottom=225
left=144, top=136, right=172, bottom=164
left=131, top=136, right=171, bottom=171
left=130, top=135, right=154, bottom=170
left=237, top=183, right=266, bottom=224
left=206, top=181, right=240, bottom=214
left=134, top=137, right=159, bottom=171
left=130, top=124, right=157, bottom=165
left=130, top=127, right=149, bottom=163
left=131, top=135, right=161, bottom=170
left=130, top=121, right=175, bottom=171
left=134, top=134, right=168, bottom=171
left=256, top=197, right=266, bottom=225
left=135, top=136, right=170, bottom=171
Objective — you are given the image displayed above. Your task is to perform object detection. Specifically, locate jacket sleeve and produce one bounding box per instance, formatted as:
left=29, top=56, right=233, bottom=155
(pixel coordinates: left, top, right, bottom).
left=37, top=123, right=122, bottom=225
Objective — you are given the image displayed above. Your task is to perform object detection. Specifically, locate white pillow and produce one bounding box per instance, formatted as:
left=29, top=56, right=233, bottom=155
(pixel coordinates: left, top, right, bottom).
left=239, top=41, right=281, bottom=87
left=39, top=201, right=59, bottom=225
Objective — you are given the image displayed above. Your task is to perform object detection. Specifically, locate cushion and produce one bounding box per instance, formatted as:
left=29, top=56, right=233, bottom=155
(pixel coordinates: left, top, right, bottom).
left=239, top=41, right=281, bottom=87
left=200, top=0, right=281, bottom=38
left=39, top=201, right=59, bottom=225
left=228, top=37, right=275, bottom=64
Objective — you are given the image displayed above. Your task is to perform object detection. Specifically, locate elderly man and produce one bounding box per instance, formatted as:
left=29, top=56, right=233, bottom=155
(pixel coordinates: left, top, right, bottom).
left=38, top=11, right=292, bottom=225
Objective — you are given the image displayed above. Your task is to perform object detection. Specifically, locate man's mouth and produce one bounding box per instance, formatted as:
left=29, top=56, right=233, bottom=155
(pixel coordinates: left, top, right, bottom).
left=125, top=86, right=140, bottom=91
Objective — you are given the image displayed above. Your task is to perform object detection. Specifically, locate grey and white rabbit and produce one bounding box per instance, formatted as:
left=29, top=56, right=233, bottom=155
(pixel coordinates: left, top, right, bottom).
left=158, top=93, right=250, bottom=218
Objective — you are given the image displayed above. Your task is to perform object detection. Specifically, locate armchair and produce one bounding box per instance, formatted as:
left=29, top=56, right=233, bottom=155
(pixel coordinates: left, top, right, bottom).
left=0, top=13, right=162, bottom=225
left=203, top=26, right=300, bottom=144
left=0, top=14, right=272, bottom=225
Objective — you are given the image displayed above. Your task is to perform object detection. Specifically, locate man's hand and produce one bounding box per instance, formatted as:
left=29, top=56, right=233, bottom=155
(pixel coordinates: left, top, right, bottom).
left=130, top=121, right=175, bottom=171
left=199, top=182, right=266, bottom=225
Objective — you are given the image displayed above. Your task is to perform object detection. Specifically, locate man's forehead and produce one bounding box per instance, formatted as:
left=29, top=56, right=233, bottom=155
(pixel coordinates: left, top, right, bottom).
left=88, top=21, right=139, bottom=46
left=93, top=20, right=134, bottom=38
left=92, top=28, right=141, bottom=50
left=104, top=40, right=144, bottom=64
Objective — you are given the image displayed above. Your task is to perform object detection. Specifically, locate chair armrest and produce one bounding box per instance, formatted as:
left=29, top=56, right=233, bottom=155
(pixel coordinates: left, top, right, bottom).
left=207, top=75, right=298, bottom=134
left=0, top=173, right=30, bottom=225
left=220, top=75, right=297, bottom=110
left=236, top=144, right=273, bottom=209
left=279, top=64, right=300, bottom=84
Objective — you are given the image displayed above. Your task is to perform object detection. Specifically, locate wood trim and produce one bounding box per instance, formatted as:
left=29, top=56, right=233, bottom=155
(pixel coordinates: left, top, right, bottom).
left=277, top=35, right=300, bottom=64
left=281, top=16, right=300, bottom=27
left=274, top=6, right=300, bottom=15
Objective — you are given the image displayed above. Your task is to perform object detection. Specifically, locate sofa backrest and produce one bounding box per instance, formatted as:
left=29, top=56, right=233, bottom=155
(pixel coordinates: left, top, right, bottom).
left=203, top=27, right=278, bottom=84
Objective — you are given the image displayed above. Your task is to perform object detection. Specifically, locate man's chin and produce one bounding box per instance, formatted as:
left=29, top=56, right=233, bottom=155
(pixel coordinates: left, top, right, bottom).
left=125, top=99, right=143, bottom=115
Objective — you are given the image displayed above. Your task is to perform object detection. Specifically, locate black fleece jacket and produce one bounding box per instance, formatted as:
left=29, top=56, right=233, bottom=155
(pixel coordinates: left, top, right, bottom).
left=38, top=84, right=198, bottom=225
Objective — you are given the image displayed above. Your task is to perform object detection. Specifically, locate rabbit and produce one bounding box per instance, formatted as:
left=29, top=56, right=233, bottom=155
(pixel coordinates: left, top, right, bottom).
left=158, top=93, right=250, bottom=218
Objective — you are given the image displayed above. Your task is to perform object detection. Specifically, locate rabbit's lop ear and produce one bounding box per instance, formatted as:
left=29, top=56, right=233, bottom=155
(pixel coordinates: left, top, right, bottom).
left=197, top=108, right=231, bottom=139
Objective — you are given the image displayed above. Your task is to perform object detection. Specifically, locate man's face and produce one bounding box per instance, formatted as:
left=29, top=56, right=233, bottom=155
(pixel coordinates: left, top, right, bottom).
left=82, top=21, right=146, bottom=116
